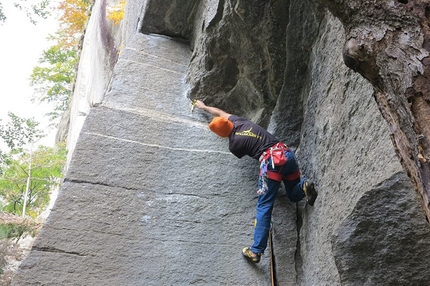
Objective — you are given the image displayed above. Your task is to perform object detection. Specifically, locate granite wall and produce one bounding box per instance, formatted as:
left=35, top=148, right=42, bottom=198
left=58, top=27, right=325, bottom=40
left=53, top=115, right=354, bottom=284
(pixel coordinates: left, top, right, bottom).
left=12, top=0, right=430, bottom=285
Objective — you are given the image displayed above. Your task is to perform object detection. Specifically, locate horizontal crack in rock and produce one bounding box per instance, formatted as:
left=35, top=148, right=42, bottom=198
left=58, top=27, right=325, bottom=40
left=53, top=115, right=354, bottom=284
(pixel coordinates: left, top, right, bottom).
left=33, top=246, right=87, bottom=257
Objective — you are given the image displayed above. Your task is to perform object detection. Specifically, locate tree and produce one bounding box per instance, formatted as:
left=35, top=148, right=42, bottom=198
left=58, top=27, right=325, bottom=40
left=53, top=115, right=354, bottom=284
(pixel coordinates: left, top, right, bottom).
left=0, top=0, right=51, bottom=24
left=57, top=0, right=91, bottom=47
left=316, top=0, right=430, bottom=222
left=30, top=44, right=79, bottom=121
left=0, top=3, right=5, bottom=22
left=29, top=0, right=91, bottom=122
left=0, top=143, right=66, bottom=217
left=0, top=112, right=44, bottom=152
left=107, top=0, right=126, bottom=26
left=0, top=113, right=44, bottom=213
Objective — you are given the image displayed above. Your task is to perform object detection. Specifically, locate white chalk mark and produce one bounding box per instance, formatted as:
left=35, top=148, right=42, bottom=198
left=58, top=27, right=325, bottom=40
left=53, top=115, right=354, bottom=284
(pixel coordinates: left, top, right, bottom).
left=120, top=58, right=185, bottom=75
left=83, top=132, right=231, bottom=155
left=101, top=104, right=209, bottom=129
left=125, top=46, right=188, bottom=68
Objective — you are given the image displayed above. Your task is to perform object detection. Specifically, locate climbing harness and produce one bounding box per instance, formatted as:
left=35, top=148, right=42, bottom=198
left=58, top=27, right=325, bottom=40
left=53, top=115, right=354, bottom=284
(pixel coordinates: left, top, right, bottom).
left=259, top=142, right=288, bottom=168
left=258, top=142, right=301, bottom=183
left=268, top=168, right=301, bottom=183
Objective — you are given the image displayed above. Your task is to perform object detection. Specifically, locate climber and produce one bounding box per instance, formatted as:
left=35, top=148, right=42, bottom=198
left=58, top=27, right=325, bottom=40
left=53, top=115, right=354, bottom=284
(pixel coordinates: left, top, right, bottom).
left=194, top=100, right=317, bottom=263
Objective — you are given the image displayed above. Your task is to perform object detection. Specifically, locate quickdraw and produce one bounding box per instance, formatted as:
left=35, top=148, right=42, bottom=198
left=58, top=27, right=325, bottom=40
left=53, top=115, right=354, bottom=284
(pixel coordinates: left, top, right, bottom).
left=190, top=99, right=198, bottom=112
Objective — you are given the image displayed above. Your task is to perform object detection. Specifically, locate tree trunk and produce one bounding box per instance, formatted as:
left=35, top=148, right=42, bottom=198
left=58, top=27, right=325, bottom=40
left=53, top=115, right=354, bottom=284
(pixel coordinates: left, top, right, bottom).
left=316, top=0, right=430, bottom=222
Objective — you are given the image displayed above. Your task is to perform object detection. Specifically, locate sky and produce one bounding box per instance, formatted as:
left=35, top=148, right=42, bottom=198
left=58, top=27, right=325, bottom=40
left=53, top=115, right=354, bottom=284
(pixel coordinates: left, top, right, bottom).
left=0, top=1, right=60, bottom=148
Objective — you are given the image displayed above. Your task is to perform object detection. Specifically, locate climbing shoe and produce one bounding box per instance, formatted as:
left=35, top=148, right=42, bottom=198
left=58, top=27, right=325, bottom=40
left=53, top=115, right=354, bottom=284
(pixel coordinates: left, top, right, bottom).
left=303, top=181, right=318, bottom=206
left=242, top=247, right=261, bottom=263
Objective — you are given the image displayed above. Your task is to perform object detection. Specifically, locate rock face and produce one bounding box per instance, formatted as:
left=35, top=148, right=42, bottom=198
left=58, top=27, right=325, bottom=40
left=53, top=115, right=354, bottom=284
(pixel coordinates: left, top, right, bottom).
left=12, top=0, right=430, bottom=285
left=317, top=0, right=430, bottom=222
left=187, top=0, right=289, bottom=127
left=332, top=173, right=430, bottom=285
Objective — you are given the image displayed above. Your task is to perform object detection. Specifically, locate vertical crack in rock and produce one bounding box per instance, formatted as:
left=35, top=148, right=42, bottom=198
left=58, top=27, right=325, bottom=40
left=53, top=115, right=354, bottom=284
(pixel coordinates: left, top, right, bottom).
left=270, top=227, right=278, bottom=286
left=294, top=204, right=304, bottom=284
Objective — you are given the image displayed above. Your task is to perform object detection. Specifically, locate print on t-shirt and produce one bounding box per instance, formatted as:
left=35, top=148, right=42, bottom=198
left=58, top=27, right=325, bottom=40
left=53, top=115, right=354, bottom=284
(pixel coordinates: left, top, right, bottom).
left=227, top=115, right=278, bottom=159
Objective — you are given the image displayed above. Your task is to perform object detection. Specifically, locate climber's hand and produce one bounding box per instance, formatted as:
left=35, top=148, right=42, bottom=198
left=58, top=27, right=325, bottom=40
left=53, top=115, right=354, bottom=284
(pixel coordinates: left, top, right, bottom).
left=194, top=100, right=206, bottom=110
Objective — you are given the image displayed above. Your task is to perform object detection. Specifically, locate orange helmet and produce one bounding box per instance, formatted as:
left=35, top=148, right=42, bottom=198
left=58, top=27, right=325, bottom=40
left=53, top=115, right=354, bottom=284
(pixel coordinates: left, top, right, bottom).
left=209, top=117, right=233, bottom=137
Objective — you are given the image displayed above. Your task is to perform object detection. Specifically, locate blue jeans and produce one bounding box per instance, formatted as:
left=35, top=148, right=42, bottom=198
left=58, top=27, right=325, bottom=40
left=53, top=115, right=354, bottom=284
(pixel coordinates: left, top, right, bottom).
left=251, top=149, right=305, bottom=254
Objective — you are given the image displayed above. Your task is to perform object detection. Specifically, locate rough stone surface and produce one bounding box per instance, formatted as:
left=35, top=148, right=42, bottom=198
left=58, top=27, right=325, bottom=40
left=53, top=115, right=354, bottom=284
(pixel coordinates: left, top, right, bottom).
left=332, top=172, right=430, bottom=285
left=296, top=9, right=430, bottom=286
left=317, top=0, right=430, bottom=223
left=187, top=0, right=289, bottom=127
left=12, top=0, right=430, bottom=285
left=139, top=0, right=199, bottom=39
left=12, top=32, right=272, bottom=286
left=268, top=0, right=323, bottom=146
left=61, top=0, right=123, bottom=165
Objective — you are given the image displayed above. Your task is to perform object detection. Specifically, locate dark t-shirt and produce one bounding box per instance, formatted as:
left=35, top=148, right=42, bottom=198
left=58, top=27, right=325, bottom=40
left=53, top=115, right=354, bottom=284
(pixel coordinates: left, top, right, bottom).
left=228, top=115, right=279, bottom=159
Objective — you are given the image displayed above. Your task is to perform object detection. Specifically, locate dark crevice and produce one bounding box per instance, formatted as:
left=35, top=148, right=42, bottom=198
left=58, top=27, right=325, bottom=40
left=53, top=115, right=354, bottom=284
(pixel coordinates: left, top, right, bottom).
left=206, top=0, right=224, bottom=30
left=63, top=178, right=213, bottom=200
left=64, top=178, right=122, bottom=189
left=33, top=246, right=87, bottom=257
left=294, top=204, right=304, bottom=284
left=141, top=32, right=190, bottom=44
left=270, top=227, right=278, bottom=286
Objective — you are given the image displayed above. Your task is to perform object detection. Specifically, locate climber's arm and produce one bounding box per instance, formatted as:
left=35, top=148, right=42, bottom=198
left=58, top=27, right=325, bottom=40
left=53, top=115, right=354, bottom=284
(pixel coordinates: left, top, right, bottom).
left=194, top=100, right=231, bottom=119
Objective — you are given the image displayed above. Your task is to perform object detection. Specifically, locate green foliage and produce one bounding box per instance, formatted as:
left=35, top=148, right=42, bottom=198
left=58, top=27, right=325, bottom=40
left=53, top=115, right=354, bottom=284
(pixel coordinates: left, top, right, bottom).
left=0, top=143, right=67, bottom=217
left=0, top=0, right=51, bottom=24
left=30, top=0, right=51, bottom=20
left=0, top=112, right=44, bottom=151
left=0, top=113, right=44, bottom=180
left=0, top=216, right=41, bottom=283
left=29, top=0, right=92, bottom=122
left=0, top=222, right=35, bottom=240
left=0, top=3, right=5, bottom=22
left=30, top=44, right=78, bottom=121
